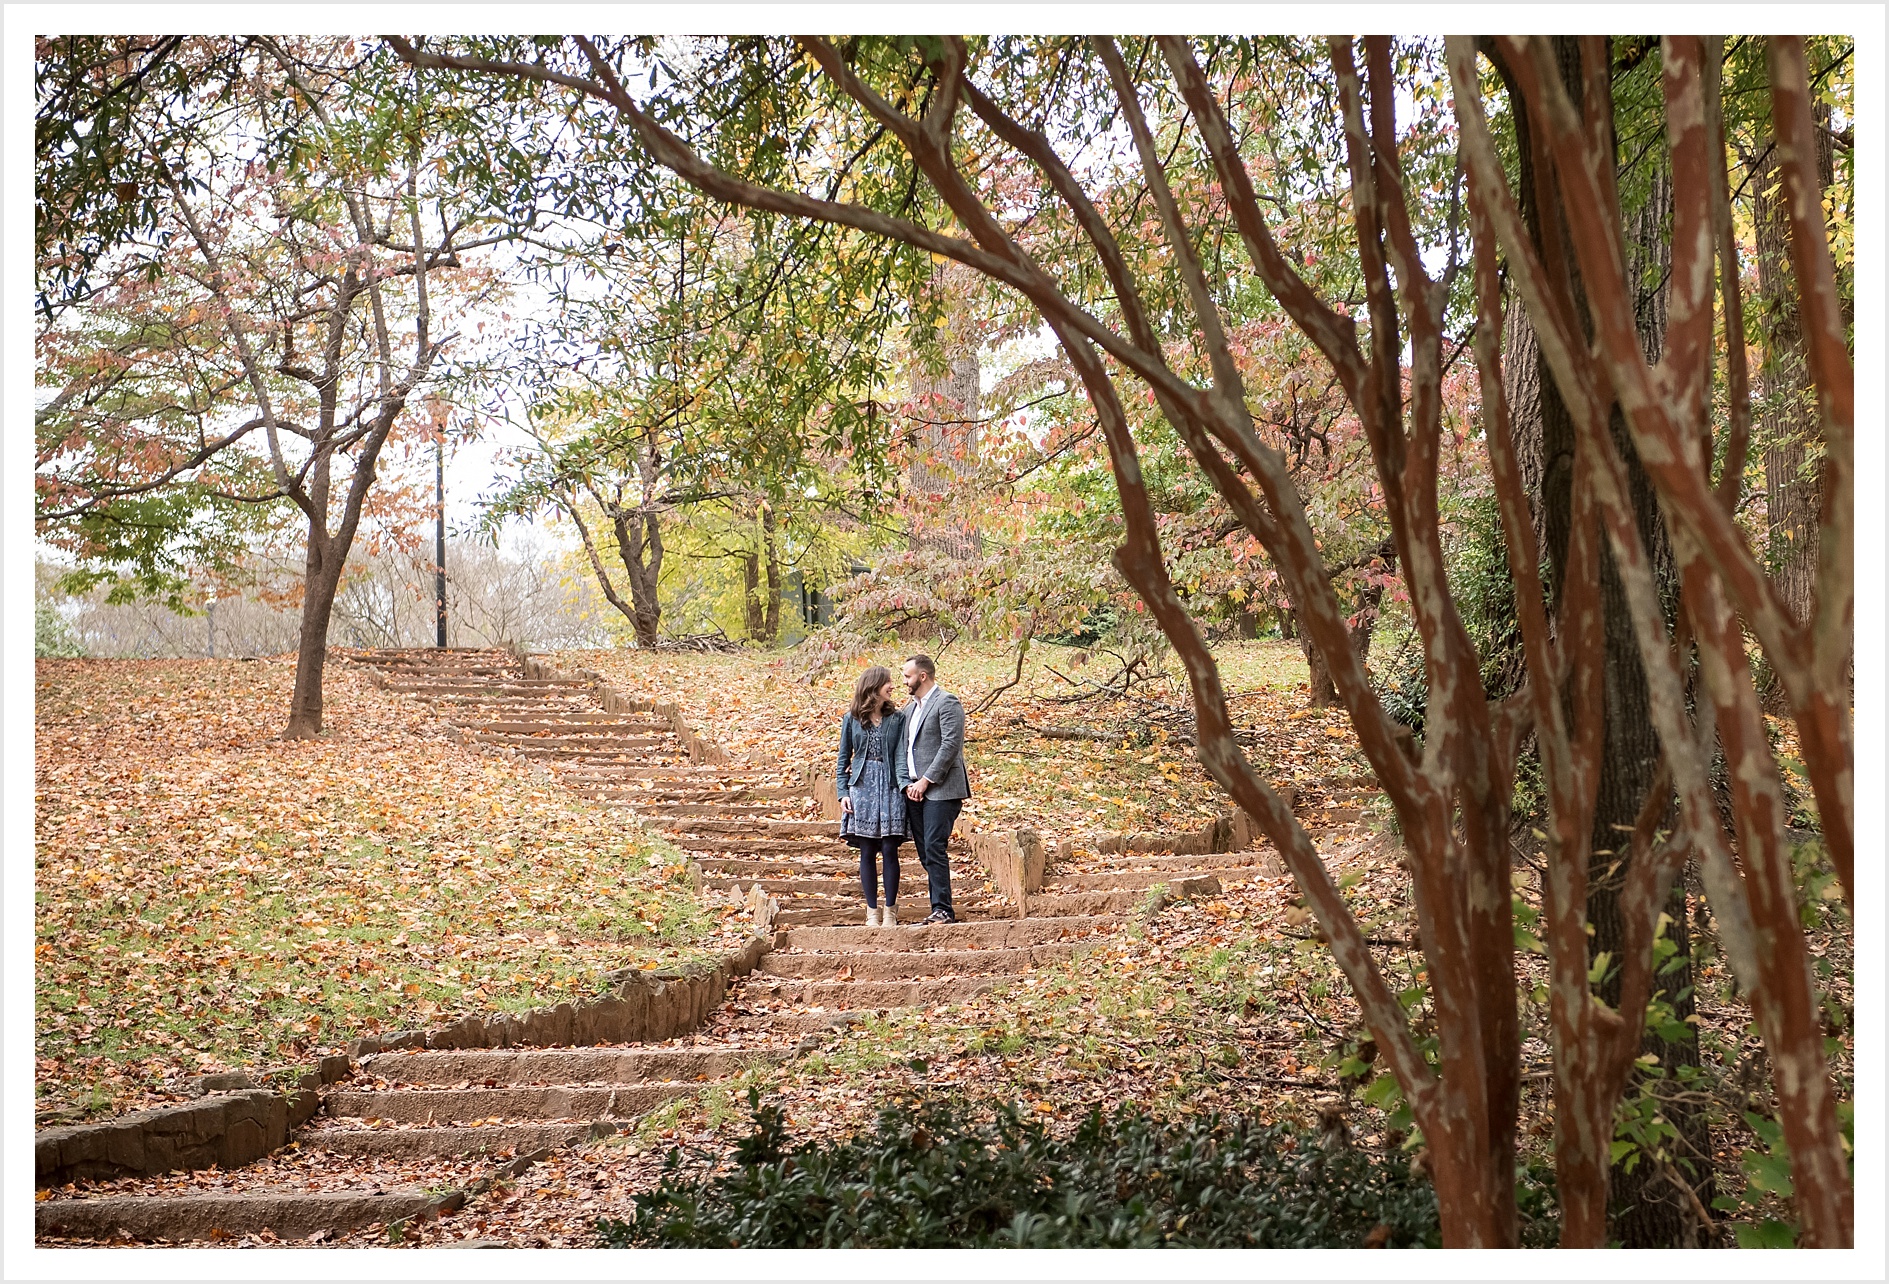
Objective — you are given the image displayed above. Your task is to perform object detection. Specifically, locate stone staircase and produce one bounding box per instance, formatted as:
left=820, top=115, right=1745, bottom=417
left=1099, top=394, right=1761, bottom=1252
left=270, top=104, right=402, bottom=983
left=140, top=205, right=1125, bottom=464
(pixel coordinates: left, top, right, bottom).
left=36, top=646, right=1300, bottom=1246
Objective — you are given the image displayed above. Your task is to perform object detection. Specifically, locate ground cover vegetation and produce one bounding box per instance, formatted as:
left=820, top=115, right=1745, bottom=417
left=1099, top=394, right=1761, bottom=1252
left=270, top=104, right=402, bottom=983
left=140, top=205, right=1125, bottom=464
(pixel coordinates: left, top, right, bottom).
left=33, top=657, right=740, bottom=1124
left=34, top=30, right=1853, bottom=1253
left=605, top=1092, right=1443, bottom=1248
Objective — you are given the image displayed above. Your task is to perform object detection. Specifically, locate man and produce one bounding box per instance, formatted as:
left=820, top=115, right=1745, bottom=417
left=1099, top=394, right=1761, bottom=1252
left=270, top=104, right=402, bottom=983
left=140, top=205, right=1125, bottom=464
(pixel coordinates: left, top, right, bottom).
left=901, top=653, right=968, bottom=926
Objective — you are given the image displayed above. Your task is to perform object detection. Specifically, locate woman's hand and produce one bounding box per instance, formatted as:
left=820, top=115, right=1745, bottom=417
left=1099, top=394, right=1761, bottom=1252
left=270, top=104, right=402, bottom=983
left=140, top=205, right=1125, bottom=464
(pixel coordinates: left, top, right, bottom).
left=840, top=796, right=854, bottom=815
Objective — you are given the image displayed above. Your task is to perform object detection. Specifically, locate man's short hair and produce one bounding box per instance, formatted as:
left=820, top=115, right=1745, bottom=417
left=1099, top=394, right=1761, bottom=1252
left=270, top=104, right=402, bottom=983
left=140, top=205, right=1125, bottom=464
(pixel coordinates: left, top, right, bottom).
left=906, top=653, right=936, bottom=678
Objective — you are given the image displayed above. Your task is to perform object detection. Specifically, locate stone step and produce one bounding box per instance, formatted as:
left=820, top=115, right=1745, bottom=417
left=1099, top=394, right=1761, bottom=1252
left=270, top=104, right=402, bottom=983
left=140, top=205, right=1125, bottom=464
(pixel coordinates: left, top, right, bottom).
left=673, top=837, right=853, bottom=858
left=994, top=888, right=1169, bottom=916
left=575, top=785, right=807, bottom=804
left=758, top=942, right=1086, bottom=980
left=1043, top=867, right=1257, bottom=893
left=472, top=718, right=672, bottom=734
left=747, top=976, right=999, bottom=1007
left=517, top=749, right=696, bottom=765
left=705, top=875, right=860, bottom=895
left=1061, top=850, right=1278, bottom=873
left=300, top=1120, right=608, bottom=1160
left=384, top=680, right=588, bottom=693
left=726, top=1010, right=861, bottom=1036
left=325, top=1083, right=690, bottom=1124
left=558, top=765, right=757, bottom=781
left=651, top=818, right=842, bottom=838
left=778, top=915, right=1124, bottom=952
left=771, top=902, right=933, bottom=926
left=37, top=1188, right=448, bottom=1242
left=699, top=857, right=855, bottom=877
left=358, top=1045, right=787, bottom=1086
left=771, top=904, right=977, bottom=928
left=473, top=733, right=676, bottom=750
left=628, top=803, right=808, bottom=820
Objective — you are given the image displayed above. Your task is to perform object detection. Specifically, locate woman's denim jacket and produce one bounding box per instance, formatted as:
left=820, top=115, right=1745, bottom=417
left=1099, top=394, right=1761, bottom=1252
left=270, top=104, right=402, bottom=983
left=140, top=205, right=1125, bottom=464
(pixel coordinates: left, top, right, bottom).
left=835, top=708, right=911, bottom=802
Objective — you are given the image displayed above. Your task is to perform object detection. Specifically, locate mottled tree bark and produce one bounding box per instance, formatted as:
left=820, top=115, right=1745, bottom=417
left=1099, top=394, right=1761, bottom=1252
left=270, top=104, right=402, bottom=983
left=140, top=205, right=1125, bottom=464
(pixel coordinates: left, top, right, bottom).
left=1494, top=37, right=1709, bottom=1246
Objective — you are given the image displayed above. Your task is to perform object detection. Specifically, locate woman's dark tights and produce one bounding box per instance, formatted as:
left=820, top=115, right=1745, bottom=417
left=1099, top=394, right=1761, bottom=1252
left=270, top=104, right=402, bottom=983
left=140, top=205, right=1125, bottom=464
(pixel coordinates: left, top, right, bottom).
left=853, top=836, right=901, bottom=911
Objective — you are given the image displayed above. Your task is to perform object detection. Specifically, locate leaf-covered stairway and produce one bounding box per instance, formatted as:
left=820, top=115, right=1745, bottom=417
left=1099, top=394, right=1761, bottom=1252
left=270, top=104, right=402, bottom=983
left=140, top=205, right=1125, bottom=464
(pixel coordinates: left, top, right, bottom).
left=37, top=646, right=1292, bottom=1245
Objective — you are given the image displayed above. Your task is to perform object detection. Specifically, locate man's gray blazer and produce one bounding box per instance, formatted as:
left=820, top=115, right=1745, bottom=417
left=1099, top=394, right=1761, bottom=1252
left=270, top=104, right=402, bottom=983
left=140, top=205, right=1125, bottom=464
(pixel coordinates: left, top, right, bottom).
left=906, top=688, right=971, bottom=801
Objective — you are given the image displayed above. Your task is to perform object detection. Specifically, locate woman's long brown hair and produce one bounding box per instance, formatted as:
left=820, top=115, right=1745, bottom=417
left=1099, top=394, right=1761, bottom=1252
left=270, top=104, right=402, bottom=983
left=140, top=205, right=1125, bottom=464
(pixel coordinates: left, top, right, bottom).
left=849, top=665, right=895, bottom=724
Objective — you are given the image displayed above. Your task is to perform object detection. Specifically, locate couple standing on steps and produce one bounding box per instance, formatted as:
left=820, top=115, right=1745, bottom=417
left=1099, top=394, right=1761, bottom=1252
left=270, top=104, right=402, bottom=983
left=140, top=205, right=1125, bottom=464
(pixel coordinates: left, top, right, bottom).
left=833, top=654, right=969, bottom=929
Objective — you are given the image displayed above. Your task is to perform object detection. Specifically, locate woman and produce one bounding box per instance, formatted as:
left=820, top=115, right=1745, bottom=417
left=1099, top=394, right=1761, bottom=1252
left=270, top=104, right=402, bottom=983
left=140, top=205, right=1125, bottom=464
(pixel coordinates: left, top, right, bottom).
left=835, top=665, right=911, bottom=928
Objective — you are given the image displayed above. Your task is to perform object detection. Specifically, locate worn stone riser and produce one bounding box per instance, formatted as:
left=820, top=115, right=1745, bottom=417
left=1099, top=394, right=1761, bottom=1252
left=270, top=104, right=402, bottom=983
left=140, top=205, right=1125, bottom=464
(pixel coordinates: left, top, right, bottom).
left=358, top=1046, right=787, bottom=1086
left=768, top=904, right=1017, bottom=928
left=758, top=941, right=1086, bottom=980
left=672, top=837, right=855, bottom=858
left=748, top=976, right=1000, bottom=1006
left=325, top=1082, right=692, bottom=1124
left=384, top=681, right=588, bottom=694
left=557, top=764, right=755, bottom=780
left=472, top=720, right=675, bottom=735
left=1041, top=868, right=1258, bottom=892
left=573, top=787, right=807, bottom=804
left=724, top=1011, right=861, bottom=1036
left=651, top=819, right=842, bottom=837
left=705, top=875, right=861, bottom=895
left=1003, top=890, right=1155, bottom=916
left=698, top=858, right=856, bottom=877
left=1060, top=850, right=1281, bottom=873
left=473, top=735, right=679, bottom=752
left=530, top=751, right=699, bottom=766
left=624, top=804, right=808, bottom=819
left=38, top=1189, right=448, bottom=1242
left=37, top=1090, right=300, bottom=1189
left=778, top=915, right=1124, bottom=952
left=303, top=1120, right=608, bottom=1160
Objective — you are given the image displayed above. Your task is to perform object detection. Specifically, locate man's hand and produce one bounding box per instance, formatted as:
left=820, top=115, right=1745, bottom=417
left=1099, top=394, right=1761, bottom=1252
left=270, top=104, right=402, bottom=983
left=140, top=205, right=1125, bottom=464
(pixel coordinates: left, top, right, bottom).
left=906, top=777, right=930, bottom=801
left=840, top=796, right=854, bottom=815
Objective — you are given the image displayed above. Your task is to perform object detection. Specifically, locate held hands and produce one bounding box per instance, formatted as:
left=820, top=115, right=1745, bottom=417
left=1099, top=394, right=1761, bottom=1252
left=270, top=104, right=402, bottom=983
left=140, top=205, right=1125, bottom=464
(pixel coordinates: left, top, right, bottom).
left=905, top=777, right=930, bottom=801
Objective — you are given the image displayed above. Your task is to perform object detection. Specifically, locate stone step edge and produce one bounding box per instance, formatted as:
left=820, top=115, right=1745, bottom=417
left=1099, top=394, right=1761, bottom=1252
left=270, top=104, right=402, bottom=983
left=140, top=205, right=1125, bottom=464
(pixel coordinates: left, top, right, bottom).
left=38, top=1120, right=593, bottom=1245
left=38, top=936, right=773, bottom=1189
left=520, top=655, right=742, bottom=770
left=36, top=1049, right=355, bottom=1191
left=348, top=933, right=772, bottom=1056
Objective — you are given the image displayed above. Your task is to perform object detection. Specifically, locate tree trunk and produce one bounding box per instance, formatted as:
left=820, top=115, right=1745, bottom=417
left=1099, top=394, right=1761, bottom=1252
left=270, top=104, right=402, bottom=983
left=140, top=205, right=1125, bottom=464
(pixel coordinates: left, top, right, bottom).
left=614, top=507, right=662, bottom=648
left=1500, top=36, right=1708, bottom=1246
left=611, top=441, right=665, bottom=648
left=1752, top=98, right=1834, bottom=628
left=761, top=503, right=781, bottom=643
left=1290, top=606, right=1337, bottom=705
left=285, top=527, right=345, bottom=739
left=742, top=550, right=765, bottom=640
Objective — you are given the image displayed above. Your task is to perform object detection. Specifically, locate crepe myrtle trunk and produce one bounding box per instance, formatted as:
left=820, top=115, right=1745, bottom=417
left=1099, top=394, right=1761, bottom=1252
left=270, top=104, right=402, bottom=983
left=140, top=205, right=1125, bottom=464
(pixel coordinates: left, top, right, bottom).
left=1492, top=36, right=1711, bottom=1246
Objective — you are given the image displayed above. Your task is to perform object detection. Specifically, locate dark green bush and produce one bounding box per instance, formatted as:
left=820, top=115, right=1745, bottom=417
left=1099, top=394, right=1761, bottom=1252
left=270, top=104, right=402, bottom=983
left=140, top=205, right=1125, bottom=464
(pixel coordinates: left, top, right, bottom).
left=599, top=1090, right=1441, bottom=1248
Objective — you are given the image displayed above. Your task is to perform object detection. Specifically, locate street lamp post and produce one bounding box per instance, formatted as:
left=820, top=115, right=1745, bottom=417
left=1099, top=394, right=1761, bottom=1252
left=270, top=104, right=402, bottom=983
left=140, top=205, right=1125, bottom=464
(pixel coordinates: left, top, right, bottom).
left=435, top=434, right=447, bottom=648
